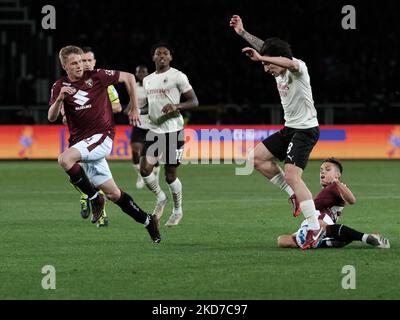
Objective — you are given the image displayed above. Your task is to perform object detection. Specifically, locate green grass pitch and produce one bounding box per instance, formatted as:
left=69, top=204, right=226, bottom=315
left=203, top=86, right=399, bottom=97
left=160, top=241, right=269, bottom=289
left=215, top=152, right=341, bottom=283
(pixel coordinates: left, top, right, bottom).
left=0, top=160, right=399, bottom=299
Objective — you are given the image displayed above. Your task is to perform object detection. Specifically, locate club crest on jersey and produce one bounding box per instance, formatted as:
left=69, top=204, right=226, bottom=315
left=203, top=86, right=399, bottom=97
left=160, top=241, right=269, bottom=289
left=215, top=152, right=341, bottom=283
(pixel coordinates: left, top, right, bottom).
left=105, top=69, right=115, bottom=76
left=85, top=78, right=93, bottom=88
left=163, top=77, right=168, bottom=84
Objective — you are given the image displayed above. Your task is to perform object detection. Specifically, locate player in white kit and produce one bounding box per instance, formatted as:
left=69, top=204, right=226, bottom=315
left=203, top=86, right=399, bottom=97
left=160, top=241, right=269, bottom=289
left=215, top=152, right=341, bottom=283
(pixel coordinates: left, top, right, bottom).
left=140, top=43, right=199, bottom=226
left=230, top=15, right=322, bottom=250
left=129, top=65, right=160, bottom=189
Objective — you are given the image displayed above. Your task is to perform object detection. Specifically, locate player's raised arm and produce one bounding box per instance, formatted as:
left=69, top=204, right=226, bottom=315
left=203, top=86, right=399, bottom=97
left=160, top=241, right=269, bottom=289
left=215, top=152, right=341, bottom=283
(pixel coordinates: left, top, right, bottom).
left=242, top=47, right=300, bottom=72
left=333, top=180, right=356, bottom=205
left=48, top=86, right=76, bottom=122
left=118, top=71, right=140, bottom=125
left=229, top=15, right=264, bottom=52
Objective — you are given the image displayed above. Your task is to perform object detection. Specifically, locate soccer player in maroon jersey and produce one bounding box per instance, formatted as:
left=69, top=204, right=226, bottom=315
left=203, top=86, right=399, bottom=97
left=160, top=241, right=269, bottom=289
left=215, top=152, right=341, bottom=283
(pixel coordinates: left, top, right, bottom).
left=48, top=45, right=161, bottom=243
left=277, top=158, right=390, bottom=249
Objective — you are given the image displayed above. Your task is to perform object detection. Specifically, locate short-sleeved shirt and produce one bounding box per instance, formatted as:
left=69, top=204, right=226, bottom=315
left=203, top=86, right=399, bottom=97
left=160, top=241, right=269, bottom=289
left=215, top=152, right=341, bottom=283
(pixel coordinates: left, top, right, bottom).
left=314, top=183, right=346, bottom=223
left=49, top=69, right=120, bottom=146
left=275, top=58, right=318, bottom=129
left=143, top=67, right=192, bottom=134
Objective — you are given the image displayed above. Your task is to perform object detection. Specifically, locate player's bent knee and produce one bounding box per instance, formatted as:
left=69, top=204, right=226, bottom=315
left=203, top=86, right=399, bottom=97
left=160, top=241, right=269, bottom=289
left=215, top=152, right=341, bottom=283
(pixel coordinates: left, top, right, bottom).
left=140, top=167, right=152, bottom=177
left=58, top=153, right=72, bottom=170
left=253, top=156, right=266, bottom=170
left=104, top=190, right=120, bottom=202
left=165, top=174, right=176, bottom=184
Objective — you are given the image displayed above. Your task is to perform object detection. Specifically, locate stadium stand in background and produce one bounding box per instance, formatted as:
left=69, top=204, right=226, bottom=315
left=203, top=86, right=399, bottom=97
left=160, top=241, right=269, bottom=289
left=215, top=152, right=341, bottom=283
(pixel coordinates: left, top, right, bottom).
left=0, top=0, right=399, bottom=125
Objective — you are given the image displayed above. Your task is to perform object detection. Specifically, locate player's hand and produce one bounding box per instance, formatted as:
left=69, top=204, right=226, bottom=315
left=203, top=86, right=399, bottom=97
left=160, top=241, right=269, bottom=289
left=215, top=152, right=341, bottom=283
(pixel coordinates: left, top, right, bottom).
left=162, top=104, right=177, bottom=114
left=331, top=178, right=347, bottom=187
left=242, top=47, right=262, bottom=61
left=128, top=108, right=141, bottom=126
left=229, top=15, right=244, bottom=34
left=58, top=86, right=76, bottom=101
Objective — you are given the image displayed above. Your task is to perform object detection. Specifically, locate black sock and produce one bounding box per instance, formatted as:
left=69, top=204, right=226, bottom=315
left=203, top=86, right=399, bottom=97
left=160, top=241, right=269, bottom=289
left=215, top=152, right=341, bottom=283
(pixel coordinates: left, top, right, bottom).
left=115, top=190, right=148, bottom=224
left=67, top=163, right=97, bottom=198
left=326, top=224, right=364, bottom=243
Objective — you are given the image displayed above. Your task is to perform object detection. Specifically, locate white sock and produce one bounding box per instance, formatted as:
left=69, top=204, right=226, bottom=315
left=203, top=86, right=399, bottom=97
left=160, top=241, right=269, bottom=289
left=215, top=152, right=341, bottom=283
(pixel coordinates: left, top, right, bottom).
left=300, top=199, right=320, bottom=230
left=142, top=173, right=165, bottom=201
left=362, top=234, right=369, bottom=243
left=168, top=178, right=182, bottom=215
left=269, top=167, right=294, bottom=197
left=153, top=166, right=160, bottom=181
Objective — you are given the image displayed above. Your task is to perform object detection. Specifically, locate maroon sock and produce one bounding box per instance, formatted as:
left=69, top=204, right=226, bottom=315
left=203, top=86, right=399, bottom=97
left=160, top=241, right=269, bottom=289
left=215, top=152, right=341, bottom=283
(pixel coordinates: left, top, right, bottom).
left=115, top=190, right=148, bottom=224
left=66, top=163, right=96, bottom=198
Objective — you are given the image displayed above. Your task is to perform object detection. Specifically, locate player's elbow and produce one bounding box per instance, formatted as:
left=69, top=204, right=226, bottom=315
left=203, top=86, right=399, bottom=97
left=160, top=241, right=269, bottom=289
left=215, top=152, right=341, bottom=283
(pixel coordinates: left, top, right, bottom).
left=48, top=113, right=57, bottom=122
left=192, top=97, right=199, bottom=108
left=347, top=197, right=356, bottom=205
left=119, top=71, right=135, bottom=84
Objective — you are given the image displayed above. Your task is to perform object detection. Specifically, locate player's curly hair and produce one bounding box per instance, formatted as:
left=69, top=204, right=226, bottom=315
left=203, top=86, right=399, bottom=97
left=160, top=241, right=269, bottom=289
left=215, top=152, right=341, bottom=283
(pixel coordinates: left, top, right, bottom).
left=260, top=37, right=293, bottom=60
left=322, top=157, right=343, bottom=173
left=59, top=45, right=83, bottom=65
left=150, top=41, right=174, bottom=57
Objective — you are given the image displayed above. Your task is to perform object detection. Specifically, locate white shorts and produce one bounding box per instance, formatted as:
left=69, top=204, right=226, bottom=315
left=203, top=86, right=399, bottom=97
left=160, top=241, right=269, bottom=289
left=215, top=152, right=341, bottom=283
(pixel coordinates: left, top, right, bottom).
left=71, top=133, right=113, bottom=187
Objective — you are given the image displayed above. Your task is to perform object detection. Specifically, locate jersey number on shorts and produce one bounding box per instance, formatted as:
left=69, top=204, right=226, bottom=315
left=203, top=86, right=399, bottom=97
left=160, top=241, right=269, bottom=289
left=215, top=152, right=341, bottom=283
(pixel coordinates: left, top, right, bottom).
left=176, top=148, right=184, bottom=161
left=287, top=142, right=293, bottom=154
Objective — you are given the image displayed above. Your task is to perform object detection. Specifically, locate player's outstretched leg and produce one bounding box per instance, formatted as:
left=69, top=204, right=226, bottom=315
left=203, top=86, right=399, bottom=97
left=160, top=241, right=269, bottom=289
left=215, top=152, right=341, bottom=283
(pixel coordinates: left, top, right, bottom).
left=114, top=190, right=161, bottom=243
left=326, top=224, right=390, bottom=249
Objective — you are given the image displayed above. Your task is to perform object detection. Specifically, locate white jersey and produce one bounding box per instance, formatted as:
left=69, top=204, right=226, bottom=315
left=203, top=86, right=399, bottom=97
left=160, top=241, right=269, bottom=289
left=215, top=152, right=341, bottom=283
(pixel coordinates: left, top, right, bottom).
left=136, top=82, right=150, bottom=130
left=143, top=67, right=192, bottom=134
left=275, top=58, right=318, bottom=129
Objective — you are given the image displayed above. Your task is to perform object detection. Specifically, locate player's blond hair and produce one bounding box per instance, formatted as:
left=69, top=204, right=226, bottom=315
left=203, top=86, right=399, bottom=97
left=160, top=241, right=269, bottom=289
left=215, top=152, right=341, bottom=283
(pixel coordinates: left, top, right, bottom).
left=59, top=45, right=83, bottom=65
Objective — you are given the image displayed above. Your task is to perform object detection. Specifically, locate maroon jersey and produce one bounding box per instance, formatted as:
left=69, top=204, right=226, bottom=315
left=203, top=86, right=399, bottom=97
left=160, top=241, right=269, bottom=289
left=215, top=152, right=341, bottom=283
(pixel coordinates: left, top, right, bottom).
left=49, top=69, right=120, bottom=146
left=314, top=183, right=346, bottom=223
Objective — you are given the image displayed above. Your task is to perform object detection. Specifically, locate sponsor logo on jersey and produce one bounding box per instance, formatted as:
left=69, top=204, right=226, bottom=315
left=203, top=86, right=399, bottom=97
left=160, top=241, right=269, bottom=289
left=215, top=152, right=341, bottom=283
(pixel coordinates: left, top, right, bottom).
left=73, top=90, right=90, bottom=106
left=85, top=78, right=93, bottom=88
left=62, top=82, right=72, bottom=86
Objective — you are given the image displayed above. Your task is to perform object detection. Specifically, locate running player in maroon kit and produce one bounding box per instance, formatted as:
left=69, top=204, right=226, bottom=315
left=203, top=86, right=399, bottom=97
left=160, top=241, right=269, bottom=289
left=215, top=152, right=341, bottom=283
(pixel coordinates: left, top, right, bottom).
left=48, top=45, right=161, bottom=243
left=277, top=158, right=390, bottom=249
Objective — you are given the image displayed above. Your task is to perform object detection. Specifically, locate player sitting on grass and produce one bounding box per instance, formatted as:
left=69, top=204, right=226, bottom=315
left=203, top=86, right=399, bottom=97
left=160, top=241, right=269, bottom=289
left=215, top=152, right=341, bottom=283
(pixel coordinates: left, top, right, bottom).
left=277, top=157, right=390, bottom=249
